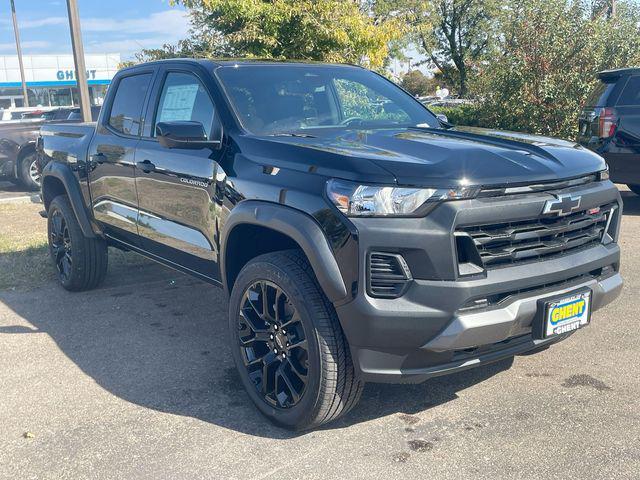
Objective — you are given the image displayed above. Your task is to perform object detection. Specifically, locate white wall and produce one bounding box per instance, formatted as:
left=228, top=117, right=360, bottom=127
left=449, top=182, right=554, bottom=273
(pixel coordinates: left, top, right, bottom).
left=0, top=53, right=121, bottom=84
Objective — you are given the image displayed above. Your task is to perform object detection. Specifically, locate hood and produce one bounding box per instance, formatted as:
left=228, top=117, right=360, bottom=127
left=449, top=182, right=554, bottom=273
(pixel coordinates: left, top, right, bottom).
left=247, top=126, right=606, bottom=188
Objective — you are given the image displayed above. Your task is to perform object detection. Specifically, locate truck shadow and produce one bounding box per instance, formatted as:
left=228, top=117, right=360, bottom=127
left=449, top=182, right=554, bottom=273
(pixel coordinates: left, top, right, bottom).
left=619, top=190, right=640, bottom=216
left=0, top=180, right=31, bottom=200
left=0, top=256, right=512, bottom=439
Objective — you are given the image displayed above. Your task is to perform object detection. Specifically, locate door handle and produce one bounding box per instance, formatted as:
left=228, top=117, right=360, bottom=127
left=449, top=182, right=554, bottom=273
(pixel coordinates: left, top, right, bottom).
left=136, top=160, right=156, bottom=173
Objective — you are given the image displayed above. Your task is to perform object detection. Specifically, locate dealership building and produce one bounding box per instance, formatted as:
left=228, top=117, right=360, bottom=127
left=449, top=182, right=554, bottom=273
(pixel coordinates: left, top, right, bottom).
left=0, top=53, right=120, bottom=109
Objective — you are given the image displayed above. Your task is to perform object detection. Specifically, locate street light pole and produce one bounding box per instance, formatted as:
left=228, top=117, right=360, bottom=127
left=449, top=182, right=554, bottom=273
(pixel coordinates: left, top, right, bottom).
left=10, top=0, right=29, bottom=108
left=66, top=0, right=92, bottom=122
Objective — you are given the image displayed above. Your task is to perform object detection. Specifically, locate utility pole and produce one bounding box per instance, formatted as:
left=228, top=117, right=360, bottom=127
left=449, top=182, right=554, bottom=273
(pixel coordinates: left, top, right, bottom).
left=66, top=0, right=91, bottom=122
left=10, top=0, right=29, bottom=107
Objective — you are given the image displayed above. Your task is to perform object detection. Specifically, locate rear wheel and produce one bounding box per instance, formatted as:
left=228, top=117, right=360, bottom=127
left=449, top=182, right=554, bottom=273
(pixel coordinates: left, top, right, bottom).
left=229, top=250, right=363, bottom=430
left=18, top=151, right=40, bottom=191
left=627, top=184, right=640, bottom=196
left=47, top=195, right=108, bottom=291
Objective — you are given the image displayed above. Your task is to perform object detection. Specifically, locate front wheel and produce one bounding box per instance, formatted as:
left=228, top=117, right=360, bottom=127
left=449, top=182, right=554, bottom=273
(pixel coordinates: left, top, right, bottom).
left=18, top=152, right=41, bottom=191
left=47, top=195, right=108, bottom=291
left=228, top=250, right=363, bottom=430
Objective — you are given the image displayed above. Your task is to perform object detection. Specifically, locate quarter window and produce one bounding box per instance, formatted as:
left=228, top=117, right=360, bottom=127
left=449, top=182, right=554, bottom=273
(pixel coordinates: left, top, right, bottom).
left=154, top=72, right=215, bottom=138
left=108, top=73, right=152, bottom=136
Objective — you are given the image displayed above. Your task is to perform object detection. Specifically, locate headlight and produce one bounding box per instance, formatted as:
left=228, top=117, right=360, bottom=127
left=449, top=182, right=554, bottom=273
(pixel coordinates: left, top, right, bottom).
left=326, top=179, right=478, bottom=217
left=598, top=167, right=610, bottom=181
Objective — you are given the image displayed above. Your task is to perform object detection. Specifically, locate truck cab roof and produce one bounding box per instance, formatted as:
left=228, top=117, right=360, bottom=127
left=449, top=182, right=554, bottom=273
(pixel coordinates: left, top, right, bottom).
left=118, top=58, right=360, bottom=75
left=598, top=67, right=640, bottom=80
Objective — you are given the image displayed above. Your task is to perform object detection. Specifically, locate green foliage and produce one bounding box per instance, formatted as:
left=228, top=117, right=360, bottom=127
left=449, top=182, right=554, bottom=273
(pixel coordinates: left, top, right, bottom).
left=428, top=104, right=482, bottom=127
left=142, top=0, right=403, bottom=70
left=418, top=0, right=498, bottom=96
left=400, top=70, right=435, bottom=96
left=135, top=38, right=211, bottom=63
left=475, top=0, right=640, bottom=139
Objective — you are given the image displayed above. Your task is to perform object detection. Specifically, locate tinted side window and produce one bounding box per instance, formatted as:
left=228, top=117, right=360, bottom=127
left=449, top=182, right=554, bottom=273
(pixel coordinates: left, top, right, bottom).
left=108, top=73, right=152, bottom=135
left=154, top=72, right=214, bottom=138
left=617, top=76, right=640, bottom=106
left=585, top=81, right=615, bottom=107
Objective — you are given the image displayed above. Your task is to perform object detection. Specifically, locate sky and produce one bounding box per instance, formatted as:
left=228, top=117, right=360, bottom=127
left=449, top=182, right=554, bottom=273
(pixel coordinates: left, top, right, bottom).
left=0, top=0, right=191, bottom=59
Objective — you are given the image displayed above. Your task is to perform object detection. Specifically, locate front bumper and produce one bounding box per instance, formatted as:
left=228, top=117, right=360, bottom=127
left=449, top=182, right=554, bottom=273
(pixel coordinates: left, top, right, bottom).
left=334, top=180, right=623, bottom=383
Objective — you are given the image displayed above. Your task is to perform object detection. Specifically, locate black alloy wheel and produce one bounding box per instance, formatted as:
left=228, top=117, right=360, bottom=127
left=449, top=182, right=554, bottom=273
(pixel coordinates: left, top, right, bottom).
left=46, top=195, right=108, bottom=291
left=49, top=209, right=73, bottom=283
left=237, top=280, right=309, bottom=409
left=229, top=250, right=364, bottom=430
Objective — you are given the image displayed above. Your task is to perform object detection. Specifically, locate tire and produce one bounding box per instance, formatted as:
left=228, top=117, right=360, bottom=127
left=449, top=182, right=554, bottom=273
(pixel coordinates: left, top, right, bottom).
left=228, top=249, right=363, bottom=430
left=18, top=151, right=41, bottom=191
left=47, top=195, right=108, bottom=291
left=627, top=184, right=640, bottom=196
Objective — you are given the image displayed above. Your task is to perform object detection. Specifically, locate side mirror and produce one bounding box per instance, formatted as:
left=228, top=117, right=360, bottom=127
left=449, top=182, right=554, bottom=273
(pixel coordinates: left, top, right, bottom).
left=436, top=113, right=449, bottom=123
left=156, top=121, right=222, bottom=150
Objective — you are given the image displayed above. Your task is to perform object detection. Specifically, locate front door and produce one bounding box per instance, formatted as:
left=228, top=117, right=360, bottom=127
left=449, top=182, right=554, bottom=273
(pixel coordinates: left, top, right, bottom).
left=134, top=69, right=223, bottom=281
left=87, top=71, right=154, bottom=245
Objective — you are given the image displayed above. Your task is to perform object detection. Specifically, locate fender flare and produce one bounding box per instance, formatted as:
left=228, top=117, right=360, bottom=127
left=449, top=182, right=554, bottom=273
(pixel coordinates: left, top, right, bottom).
left=41, top=162, right=97, bottom=238
left=220, top=200, right=348, bottom=304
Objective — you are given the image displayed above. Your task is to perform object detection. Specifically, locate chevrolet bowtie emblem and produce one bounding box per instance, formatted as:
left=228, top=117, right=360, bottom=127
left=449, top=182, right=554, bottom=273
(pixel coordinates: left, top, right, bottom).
left=543, top=194, right=581, bottom=216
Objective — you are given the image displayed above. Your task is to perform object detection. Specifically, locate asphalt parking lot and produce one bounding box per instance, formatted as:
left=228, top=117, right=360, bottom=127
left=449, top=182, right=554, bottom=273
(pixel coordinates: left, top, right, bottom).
left=1, top=187, right=639, bottom=480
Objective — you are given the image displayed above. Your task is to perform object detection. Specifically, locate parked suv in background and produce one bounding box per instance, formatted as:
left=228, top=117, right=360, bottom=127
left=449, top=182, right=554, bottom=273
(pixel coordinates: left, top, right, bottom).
left=39, top=59, right=623, bottom=430
left=579, top=67, right=640, bottom=193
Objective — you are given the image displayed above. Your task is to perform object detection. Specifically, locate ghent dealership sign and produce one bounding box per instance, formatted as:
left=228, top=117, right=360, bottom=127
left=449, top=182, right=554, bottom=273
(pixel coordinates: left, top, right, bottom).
left=56, top=70, right=98, bottom=81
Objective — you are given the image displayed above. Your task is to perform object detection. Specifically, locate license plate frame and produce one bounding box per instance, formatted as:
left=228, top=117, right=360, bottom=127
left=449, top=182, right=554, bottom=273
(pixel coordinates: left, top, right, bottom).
left=535, top=289, right=592, bottom=339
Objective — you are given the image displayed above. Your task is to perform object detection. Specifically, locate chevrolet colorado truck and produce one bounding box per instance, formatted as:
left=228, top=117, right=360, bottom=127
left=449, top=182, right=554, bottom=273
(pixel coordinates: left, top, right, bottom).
left=38, top=59, right=623, bottom=430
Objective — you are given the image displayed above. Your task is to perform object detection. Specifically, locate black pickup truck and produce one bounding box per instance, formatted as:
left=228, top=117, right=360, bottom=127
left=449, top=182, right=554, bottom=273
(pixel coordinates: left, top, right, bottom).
left=38, top=59, right=623, bottom=430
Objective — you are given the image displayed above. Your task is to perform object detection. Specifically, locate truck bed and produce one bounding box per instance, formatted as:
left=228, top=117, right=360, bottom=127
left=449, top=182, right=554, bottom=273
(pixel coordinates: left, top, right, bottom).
left=39, top=123, right=96, bottom=165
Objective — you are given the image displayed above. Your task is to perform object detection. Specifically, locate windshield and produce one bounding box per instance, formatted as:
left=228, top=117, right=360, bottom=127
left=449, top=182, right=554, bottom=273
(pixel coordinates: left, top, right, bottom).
left=215, top=64, right=438, bottom=135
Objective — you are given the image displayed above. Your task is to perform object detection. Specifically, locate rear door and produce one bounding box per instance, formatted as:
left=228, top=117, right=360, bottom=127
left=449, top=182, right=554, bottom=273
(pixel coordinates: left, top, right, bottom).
left=87, top=69, right=155, bottom=245
left=134, top=66, right=223, bottom=281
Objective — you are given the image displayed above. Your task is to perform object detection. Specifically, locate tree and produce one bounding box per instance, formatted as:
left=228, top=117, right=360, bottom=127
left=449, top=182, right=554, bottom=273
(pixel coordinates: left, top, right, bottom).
left=417, top=0, right=498, bottom=97
left=138, top=0, right=403, bottom=70
left=400, top=69, right=435, bottom=96
left=476, top=0, right=640, bottom=138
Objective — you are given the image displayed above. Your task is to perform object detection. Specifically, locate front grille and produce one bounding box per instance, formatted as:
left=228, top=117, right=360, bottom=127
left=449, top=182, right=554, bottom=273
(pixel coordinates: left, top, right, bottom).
left=367, top=252, right=412, bottom=298
left=458, top=203, right=616, bottom=268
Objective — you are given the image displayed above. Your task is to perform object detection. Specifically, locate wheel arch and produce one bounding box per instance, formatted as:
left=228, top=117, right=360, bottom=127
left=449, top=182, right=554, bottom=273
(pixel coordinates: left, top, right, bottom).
left=13, top=141, right=36, bottom=177
left=41, top=162, right=97, bottom=238
left=221, top=201, right=348, bottom=304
